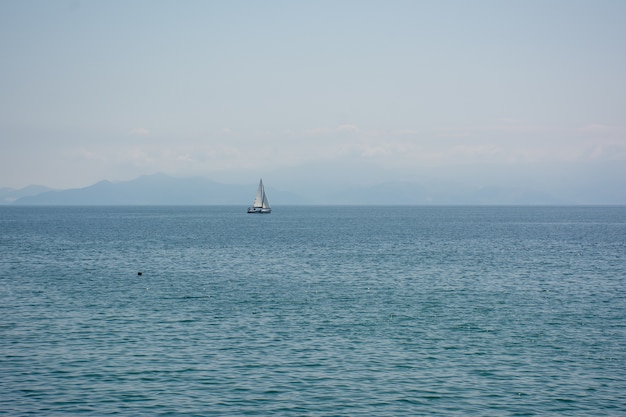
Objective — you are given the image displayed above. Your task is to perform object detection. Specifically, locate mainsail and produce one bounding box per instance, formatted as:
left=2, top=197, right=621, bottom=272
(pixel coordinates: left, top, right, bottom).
left=252, top=180, right=265, bottom=208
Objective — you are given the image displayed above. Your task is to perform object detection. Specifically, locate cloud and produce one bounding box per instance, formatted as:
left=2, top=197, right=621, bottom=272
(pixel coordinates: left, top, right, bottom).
left=584, top=140, right=626, bottom=161
left=120, top=147, right=157, bottom=165
left=577, top=124, right=626, bottom=134
left=53, top=120, right=626, bottom=190
left=308, top=124, right=418, bottom=138
left=390, top=129, right=418, bottom=135
left=436, top=122, right=564, bottom=140
left=336, top=124, right=359, bottom=133
left=304, top=124, right=382, bottom=137
left=117, top=121, right=626, bottom=172
left=128, top=127, right=151, bottom=137
left=66, top=147, right=108, bottom=163
left=304, top=127, right=334, bottom=136
left=451, top=144, right=503, bottom=158
left=357, top=143, right=393, bottom=157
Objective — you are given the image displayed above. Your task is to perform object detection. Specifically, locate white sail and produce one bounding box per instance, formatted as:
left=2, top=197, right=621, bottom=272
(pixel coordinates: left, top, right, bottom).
left=261, top=188, right=270, bottom=209
left=252, top=179, right=264, bottom=208
left=248, top=179, right=271, bottom=213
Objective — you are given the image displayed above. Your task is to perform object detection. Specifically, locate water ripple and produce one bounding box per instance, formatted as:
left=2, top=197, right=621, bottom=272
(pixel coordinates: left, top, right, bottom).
left=1, top=206, right=625, bottom=415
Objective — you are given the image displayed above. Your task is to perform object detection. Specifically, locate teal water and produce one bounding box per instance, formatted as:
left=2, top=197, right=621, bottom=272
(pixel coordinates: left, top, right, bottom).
left=1, top=206, right=625, bottom=415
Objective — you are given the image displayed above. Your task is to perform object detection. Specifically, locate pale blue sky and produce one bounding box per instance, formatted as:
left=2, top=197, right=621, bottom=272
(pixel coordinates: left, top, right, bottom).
left=1, top=1, right=625, bottom=199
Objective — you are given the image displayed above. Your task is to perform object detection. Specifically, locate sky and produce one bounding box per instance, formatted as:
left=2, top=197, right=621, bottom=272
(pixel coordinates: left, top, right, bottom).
left=1, top=1, right=625, bottom=200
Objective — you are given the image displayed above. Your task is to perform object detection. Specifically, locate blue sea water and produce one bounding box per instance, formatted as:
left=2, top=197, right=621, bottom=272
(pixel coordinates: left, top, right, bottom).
left=1, top=206, right=625, bottom=416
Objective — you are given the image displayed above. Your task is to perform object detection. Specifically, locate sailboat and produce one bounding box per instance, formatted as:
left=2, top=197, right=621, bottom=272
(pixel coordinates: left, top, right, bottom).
left=247, top=179, right=271, bottom=213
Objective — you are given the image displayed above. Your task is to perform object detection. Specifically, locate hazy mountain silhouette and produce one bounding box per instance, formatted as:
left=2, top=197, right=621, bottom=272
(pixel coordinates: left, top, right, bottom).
left=317, top=182, right=569, bottom=205
left=464, top=186, right=568, bottom=205
left=1, top=185, right=54, bottom=204
left=12, top=174, right=303, bottom=205
left=4, top=173, right=587, bottom=206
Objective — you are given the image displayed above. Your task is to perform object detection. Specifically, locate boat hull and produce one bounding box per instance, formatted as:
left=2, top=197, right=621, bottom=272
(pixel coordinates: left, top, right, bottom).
left=247, top=207, right=271, bottom=214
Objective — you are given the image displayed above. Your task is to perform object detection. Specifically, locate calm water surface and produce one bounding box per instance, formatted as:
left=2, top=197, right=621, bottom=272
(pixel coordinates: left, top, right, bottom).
left=1, top=206, right=625, bottom=415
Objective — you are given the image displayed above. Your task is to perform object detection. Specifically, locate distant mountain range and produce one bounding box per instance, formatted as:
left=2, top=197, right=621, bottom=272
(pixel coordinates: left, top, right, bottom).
left=3, top=174, right=304, bottom=206
left=0, top=173, right=588, bottom=206
left=0, top=185, right=55, bottom=204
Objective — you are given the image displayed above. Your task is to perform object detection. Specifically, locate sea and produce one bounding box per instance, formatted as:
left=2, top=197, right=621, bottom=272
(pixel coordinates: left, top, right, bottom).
left=1, top=206, right=625, bottom=416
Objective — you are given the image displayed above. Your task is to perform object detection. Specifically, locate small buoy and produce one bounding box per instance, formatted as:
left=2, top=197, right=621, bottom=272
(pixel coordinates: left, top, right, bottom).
left=138, top=272, right=142, bottom=276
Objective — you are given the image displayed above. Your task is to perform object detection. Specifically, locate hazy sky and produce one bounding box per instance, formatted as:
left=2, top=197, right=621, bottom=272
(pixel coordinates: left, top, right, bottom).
left=1, top=0, right=625, bottom=194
